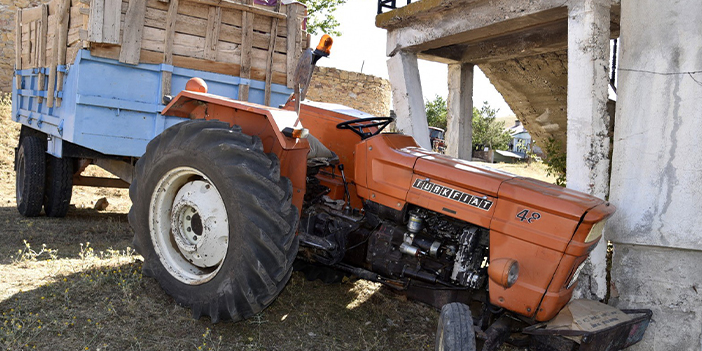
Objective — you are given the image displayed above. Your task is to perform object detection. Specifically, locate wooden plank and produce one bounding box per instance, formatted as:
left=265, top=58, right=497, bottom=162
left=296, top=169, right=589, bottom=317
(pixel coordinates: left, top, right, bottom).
left=189, top=0, right=284, bottom=19
left=15, top=9, right=22, bottom=89
left=119, top=0, right=148, bottom=64
left=160, top=0, right=178, bottom=98
left=21, top=6, right=43, bottom=23
left=37, top=5, right=48, bottom=103
left=56, top=0, right=71, bottom=107
left=263, top=3, right=279, bottom=106
left=47, top=0, right=70, bottom=108
left=285, top=2, right=304, bottom=88
left=238, top=0, right=253, bottom=101
left=29, top=20, right=36, bottom=67
left=88, top=0, right=105, bottom=42
left=102, top=0, right=122, bottom=43
left=204, top=6, right=222, bottom=61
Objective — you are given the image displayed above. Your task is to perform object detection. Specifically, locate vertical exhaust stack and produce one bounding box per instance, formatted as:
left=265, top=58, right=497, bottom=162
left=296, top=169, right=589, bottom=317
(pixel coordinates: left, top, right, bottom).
left=290, top=34, right=333, bottom=124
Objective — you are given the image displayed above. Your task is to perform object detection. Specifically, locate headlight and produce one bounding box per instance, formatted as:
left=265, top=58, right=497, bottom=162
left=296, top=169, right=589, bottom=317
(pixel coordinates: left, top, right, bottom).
left=488, top=258, right=519, bottom=289
left=584, top=220, right=606, bottom=243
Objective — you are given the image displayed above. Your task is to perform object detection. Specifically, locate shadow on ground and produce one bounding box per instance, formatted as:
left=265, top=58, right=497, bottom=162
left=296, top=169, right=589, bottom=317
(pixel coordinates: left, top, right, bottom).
left=0, top=205, right=439, bottom=351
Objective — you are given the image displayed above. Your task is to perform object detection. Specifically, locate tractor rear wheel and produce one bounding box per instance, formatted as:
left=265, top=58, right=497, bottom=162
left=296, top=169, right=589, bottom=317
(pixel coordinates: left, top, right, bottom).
left=16, top=135, right=45, bottom=217
left=129, top=120, right=299, bottom=322
left=436, top=303, right=477, bottom=351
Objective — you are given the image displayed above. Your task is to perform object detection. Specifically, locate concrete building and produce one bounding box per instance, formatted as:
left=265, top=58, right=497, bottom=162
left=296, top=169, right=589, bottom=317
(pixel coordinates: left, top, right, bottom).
left=376, top=0, right=702, bottom=349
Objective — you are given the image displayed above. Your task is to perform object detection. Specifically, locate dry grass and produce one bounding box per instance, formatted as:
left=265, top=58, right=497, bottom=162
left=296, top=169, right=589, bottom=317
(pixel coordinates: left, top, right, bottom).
left=0, top=98, right=542, bottom=350
left=472, top=161, right=557, bottom=184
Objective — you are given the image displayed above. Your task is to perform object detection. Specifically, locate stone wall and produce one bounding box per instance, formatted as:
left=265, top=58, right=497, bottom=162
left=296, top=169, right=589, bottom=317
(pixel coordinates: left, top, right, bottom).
left=307, top=66, right=391, bottom=117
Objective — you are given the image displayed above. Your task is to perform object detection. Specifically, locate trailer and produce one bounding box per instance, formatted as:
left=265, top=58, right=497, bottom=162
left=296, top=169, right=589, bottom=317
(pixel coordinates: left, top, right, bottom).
left=12, top=0, right=307, bottom=217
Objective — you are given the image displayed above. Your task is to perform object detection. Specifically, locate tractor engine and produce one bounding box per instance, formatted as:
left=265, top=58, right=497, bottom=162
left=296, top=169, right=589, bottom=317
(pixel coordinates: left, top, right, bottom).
left=299, top=192, right=490, bottom=290
left=364, top=205, right=489, bottom=289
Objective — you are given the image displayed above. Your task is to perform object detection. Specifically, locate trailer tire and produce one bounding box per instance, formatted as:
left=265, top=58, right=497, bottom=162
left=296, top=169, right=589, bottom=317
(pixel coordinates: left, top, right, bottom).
left=16, top=135, right=46, bottom=217
left=44, top=155, right=73, bottom=217
left=436, top=303, right=477, bottom=351
left=129, top=120, right=298, bottom=323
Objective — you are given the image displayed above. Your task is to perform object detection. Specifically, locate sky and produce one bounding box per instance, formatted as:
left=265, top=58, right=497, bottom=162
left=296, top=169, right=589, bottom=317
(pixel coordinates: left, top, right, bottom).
left=309, top=0, right=515, bottom=117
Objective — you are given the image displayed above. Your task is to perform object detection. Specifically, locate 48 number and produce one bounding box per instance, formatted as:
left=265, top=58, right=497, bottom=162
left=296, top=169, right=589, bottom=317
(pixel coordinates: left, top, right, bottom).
left=516, top=209, right=541, bottom=223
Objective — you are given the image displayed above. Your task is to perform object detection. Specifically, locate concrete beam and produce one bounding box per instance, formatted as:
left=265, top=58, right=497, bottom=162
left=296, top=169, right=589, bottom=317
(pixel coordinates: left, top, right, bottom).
left=446, top=63, right=474, bottom=160
left=386, top=51, right=431, bottom=149
left=384, top=3, right=568, bottom=56
left=420, top=20, right=568, bottom=65
left=565, top=0, right=612, bottom=300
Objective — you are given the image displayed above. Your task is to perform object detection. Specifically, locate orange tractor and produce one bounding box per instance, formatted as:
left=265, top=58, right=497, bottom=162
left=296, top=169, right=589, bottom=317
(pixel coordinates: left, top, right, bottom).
left=128, top=37, right=650, bottom=351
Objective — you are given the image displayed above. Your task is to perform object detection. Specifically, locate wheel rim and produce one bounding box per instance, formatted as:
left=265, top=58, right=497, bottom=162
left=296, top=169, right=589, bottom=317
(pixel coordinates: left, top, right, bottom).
left=150, top=167, right=229, bottom=285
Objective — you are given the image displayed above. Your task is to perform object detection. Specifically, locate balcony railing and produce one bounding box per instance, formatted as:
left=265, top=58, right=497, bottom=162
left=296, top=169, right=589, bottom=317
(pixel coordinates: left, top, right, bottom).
left=377, top=0, right=413, bottom=14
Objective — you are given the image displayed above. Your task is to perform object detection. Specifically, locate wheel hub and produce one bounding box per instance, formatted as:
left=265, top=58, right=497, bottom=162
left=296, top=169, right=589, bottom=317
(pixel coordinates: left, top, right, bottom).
left=150, top=167, right=229, bottom=285
left=170, top=180, right=229, bottom=268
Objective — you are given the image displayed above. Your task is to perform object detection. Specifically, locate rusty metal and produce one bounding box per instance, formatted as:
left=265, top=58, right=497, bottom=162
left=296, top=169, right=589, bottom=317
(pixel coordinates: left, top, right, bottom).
left=524, top=309, right=652, bottom=351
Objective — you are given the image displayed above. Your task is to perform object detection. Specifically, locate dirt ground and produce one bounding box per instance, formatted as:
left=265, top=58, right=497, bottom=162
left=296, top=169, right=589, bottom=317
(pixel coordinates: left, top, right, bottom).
left=0, top=99, right=546, bottom=350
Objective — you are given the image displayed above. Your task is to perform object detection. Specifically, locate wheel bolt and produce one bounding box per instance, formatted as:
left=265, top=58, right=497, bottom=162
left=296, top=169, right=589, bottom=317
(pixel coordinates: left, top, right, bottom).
left=186, top=215, right=191, bottom=220
left=187, top=227, right=192, bottom=232
left=193, top=236, right=197, bottom=241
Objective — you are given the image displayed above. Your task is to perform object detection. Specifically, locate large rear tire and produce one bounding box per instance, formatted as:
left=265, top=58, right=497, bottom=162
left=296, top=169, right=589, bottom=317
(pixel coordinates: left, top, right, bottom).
left=129, top=120, right=299, bottom=322
left=16, top=135, right=45, bottom=217
left=436, top=303, right=477, bottom=351
left=44, top=155, right=73, bottom=217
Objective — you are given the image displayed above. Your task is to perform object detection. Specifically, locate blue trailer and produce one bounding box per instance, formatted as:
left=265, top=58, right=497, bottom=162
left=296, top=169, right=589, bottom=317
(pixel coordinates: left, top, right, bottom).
left=13, top=49, right=293, bottom=159
left=12, top=50, right=294, bottom=217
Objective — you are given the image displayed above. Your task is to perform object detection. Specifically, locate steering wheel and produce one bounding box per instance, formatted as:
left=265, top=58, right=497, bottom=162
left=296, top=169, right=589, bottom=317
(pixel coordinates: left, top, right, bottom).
left=336, top=117, right=394, bottom=140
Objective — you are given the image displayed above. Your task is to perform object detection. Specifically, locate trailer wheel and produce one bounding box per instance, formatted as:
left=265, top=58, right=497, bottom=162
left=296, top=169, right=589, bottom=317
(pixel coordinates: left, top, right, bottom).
left=436, top=303, right=477, bottom=351
left=129, top=120, right=298, bottom=323
left=44, top=155, right=73, bottom=217
left=16, top=136, right=46, bottom=217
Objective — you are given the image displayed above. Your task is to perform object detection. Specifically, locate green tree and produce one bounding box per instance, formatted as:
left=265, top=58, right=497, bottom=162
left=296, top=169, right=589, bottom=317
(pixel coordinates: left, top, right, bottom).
left=471, top=102, right=511, bottom=150
left=299, top=0, right=347, bottom=36
left=425, top=95, right=447, bottom=130
left=543, top=137, right=567, bottom=186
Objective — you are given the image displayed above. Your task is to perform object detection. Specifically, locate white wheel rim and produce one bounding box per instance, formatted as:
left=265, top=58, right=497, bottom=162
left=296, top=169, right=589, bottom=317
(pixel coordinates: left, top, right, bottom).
left=149, top=167, right=229, bottom=285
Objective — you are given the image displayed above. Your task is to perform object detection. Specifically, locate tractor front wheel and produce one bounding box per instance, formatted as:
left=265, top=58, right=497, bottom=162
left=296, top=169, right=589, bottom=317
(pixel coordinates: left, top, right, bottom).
left=436, top=303, right=477, bottom=351
left=129, top=120, right=299, bottom=322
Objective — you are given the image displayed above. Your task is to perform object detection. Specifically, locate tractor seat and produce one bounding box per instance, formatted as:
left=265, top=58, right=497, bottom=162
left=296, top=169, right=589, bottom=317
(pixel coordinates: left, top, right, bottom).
left=307, top=134, right=339, bottom=169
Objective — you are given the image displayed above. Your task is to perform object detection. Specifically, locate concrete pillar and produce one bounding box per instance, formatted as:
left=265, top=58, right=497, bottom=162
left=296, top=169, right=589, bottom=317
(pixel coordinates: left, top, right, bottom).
left=565, top=0, right=611, bottom=301
left=387, top=51, right=431, bottom=150
left=446, top=63, right=474, bottom=160
left=607, top=0, right=702, bottom=349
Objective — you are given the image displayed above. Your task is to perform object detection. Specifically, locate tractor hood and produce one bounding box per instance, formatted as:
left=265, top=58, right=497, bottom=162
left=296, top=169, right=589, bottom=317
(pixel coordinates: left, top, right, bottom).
left=406, top=147, right=605, bottom=221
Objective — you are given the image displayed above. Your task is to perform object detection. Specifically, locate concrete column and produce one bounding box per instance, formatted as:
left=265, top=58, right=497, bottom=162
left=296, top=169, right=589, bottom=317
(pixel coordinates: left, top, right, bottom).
left=608, top=0, right=702, bottom=349
left=387, top=51, right=431, bottom=150
left=446, top=63, right=474, bottom=160
left=565, top=0, right=611, bottom=301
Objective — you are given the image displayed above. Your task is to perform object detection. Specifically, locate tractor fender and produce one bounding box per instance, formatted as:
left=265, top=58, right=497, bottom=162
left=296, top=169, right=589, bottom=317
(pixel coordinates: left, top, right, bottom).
left=161, top=90, right=310, bottom=213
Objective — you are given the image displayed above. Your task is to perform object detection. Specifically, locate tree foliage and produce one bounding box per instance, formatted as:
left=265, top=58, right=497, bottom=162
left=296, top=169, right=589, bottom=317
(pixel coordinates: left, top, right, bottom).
left=299, top=0, right=347, bottom=36
left=425, top=95, right=447, bottom=130
left=471, top=102, right=511, bottom=151
left=543, top=137, right=567, bottom=186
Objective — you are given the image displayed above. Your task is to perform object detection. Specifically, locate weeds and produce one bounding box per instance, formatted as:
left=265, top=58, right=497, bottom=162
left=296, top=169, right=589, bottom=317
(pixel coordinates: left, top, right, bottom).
left=11, top=240, right=58, bottom=264
left=197, top=328, right=223, bottom=351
